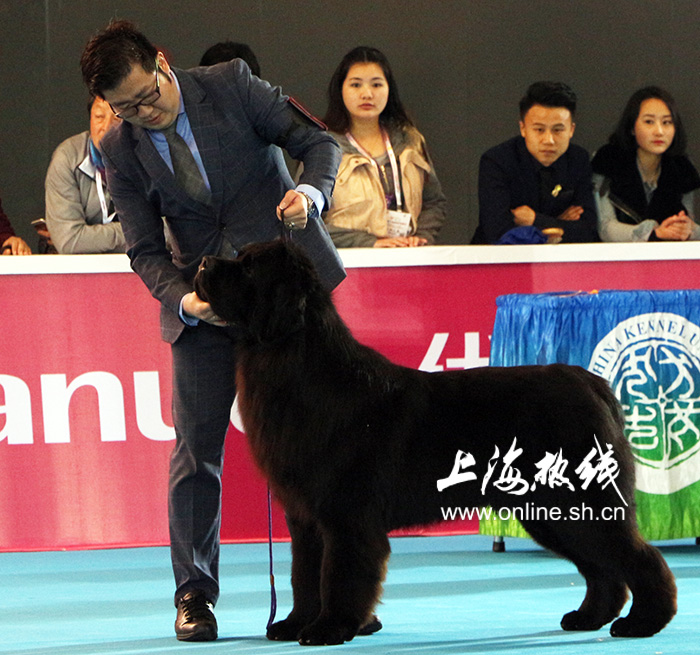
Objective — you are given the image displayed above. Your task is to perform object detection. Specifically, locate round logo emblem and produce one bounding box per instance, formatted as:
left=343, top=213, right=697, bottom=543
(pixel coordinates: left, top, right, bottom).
left=588, top=312, right=700, bottom=494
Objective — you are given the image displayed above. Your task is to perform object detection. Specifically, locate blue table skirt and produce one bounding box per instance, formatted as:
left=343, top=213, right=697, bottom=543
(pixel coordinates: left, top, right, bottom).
left=485, top=290, right=700, bottom=541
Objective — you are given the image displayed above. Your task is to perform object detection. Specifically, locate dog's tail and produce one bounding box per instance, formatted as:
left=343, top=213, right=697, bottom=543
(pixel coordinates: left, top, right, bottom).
left=583, top=368, right=637, bottom=508
left=590, top=371, right=626, bottom=433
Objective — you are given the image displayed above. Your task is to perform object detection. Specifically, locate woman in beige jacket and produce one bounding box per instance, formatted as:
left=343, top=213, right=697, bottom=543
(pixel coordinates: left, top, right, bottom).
left=322, top=47, right=446, bottom=248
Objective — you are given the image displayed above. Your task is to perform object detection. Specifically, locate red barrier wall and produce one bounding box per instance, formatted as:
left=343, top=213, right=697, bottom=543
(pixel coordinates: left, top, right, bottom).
left=2, top=243, right=699, bottom=551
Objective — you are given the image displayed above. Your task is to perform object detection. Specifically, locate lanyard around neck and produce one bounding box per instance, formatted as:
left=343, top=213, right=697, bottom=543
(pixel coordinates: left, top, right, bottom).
left=89, top=141, right=111, bottom=223
left=346, top=129, right=402, bottom=211
left=94, top=168, right=111, bottom=224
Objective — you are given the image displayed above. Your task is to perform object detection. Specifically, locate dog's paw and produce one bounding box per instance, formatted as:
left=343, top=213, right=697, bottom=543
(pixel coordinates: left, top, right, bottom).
left=561, top=610, right=606, bottom=632
left=298, top=617, right=358, bottom=646
left=610, top=616, right=659, bottom=638
left=267, top=618, right=306, bottom=641
left=358, top=614, right=382, bottom=636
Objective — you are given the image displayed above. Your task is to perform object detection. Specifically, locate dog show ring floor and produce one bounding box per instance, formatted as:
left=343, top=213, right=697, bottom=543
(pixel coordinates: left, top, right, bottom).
left=2, top=535, right=697, bottom=655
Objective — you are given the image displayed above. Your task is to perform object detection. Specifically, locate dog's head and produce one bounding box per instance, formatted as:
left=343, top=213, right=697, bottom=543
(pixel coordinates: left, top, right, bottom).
left=194, top=240, right=322, bottom=343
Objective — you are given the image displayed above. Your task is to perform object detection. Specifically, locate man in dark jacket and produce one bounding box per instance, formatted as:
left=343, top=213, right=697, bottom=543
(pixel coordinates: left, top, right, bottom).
left=80, top=19, right=343, bottom=642
left=474, top=81, right=598, bottom=244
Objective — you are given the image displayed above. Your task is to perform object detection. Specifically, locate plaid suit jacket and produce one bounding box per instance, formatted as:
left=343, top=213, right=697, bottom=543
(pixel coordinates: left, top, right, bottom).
left=101, top=60, right=344, bottom=342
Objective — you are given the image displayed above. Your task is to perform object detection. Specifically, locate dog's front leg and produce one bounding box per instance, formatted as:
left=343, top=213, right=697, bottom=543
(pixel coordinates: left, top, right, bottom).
left=267, top=514, right=323, bottom=641
left=297, top=525, right=390, bottom=646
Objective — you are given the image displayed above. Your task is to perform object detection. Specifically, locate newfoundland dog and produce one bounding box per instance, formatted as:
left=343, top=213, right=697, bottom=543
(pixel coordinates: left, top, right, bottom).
left=194, top=240, right=676, bottom=646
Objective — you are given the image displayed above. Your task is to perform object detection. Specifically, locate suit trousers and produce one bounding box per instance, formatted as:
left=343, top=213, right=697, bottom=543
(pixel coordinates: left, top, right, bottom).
left=169, top=321, right=242, bottom=606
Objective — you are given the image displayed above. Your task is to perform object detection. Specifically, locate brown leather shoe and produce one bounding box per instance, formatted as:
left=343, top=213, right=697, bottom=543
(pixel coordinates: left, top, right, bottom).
left=175, top=590, right=218, bottom=641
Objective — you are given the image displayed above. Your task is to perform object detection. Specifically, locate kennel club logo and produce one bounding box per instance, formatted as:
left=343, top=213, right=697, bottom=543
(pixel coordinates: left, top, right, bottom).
left=588, top=312, right=700, bottom=494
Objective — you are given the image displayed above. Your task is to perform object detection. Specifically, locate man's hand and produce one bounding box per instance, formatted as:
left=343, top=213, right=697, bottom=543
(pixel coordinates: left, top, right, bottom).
left=1, top=236, right=31, bottom=255
left=511, top=205, right=536, bottom=226
left=655, top=212, right=693, bottom=241
left=276, top=190, right=308, bottom=222
left=182, top=291, right=228, bottom=326
left=558, top=205, right=584, bottom=222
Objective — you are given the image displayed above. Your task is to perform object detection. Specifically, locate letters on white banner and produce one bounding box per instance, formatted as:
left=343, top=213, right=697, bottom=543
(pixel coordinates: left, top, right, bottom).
left=0, top=371, right=174, bottom=445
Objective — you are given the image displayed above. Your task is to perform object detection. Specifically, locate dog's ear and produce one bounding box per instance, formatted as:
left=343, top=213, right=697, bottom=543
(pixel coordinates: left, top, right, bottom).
left=250, top=284, right=307, bottom=343
left=247, top=245, right=310, bottom=343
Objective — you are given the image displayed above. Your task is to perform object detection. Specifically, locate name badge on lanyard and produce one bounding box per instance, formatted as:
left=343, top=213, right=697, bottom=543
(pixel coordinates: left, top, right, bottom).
left=346, top=130, right=412, bottom=237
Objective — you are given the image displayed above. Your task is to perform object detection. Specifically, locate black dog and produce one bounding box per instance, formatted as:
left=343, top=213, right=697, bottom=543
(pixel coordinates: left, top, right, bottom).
left=194, top=240, right=676, bottom=646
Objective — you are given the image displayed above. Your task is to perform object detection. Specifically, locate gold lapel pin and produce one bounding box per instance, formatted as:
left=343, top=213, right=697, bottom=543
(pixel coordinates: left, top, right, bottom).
left=551, top=184, right=562, bottom=197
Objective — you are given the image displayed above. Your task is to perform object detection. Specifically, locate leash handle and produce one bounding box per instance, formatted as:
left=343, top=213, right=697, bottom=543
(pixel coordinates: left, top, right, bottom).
left=279, top=207, right=292, bottom=242
left=279, top=204, right=307, bottom=238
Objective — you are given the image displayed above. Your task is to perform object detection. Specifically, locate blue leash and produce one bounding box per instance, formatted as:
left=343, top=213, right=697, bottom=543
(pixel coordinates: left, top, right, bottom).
left=267, top=205, right=305, bottom=629
left=266, top=485, right=277, bottom=630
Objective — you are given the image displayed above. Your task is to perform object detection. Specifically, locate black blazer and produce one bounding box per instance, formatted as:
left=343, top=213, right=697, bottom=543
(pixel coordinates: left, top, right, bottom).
left=475, top=136, right=599, bottom=244
left=101, top=60, right=345, bottom=342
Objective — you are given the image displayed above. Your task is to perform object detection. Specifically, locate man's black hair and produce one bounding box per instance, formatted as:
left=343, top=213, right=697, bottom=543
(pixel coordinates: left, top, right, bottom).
left=199, top=41, right=261, bottom=77
left=519, top=81, right=577, bottom=120
left=81, top=19, right=158, bottom=98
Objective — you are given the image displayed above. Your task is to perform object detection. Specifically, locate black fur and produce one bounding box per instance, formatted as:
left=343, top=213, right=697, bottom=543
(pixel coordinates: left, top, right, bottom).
left=194, top=240, right=676, bottom=646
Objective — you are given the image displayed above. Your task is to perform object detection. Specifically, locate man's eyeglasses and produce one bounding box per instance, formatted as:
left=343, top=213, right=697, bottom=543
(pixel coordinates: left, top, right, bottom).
left=109, top=60, right=162, bottom=119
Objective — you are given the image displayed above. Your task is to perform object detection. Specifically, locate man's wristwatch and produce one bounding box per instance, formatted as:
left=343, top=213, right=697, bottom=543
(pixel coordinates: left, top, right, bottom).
left=299, top=192, right=319, bottom=219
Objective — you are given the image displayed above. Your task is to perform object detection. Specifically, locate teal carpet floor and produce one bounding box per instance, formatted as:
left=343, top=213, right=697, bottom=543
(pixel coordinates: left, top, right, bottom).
left=2, top=535, right=697, bottom=655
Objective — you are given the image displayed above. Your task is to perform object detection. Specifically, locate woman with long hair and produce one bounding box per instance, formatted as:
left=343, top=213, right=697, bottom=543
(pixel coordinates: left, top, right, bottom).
left=322, top=46, right=446, bottom=247
left=592, top=86, right=700, bottom=241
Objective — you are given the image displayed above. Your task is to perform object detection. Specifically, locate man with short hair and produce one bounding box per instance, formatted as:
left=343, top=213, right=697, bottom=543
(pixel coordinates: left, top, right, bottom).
left=474, top=81, right=598, bottom=244
left=80, top=19, right=343, bottom=642
left=45, top=96, right=125, bottom=253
